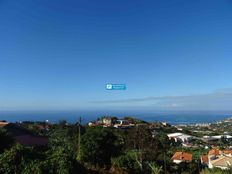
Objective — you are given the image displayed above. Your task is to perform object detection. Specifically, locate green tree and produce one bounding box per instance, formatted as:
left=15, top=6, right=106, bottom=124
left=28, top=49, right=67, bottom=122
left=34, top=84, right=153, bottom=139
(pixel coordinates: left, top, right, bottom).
left=48, top=125, right=78, bottom=155
left=0, top=137, right=86, bottom=174
left=81, top=127, right=121, bottom=167
left=201, top=168, right=232, bottom=174
left=21, top=160, right=43, bottom=174
left=0, top=144, right=33, bottom=174
left=0, top=128, right=14, bottom=153
left=148, top=162, right=163, bottom=174
left=42, top=147, right=86, bottom=174
left=112, top=151, right=141, bottom=174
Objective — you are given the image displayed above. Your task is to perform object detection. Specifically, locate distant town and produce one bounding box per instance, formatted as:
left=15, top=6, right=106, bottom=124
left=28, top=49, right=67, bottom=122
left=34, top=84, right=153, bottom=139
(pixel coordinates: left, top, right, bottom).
left=1, top=116, right=232, bottom=173
left=88, top=116, right=232, bottom=170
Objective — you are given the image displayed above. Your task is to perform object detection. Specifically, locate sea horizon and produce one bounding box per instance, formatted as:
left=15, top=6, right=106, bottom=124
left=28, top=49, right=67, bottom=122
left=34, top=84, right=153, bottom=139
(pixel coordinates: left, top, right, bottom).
left=0, top=110, right=231, bottom=125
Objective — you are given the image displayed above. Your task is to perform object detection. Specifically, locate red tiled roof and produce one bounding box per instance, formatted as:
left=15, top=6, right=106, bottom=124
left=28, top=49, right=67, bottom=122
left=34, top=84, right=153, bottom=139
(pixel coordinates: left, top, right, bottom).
left=36, top=125, right=46, bottom=130
left=201, top=155, right=209, bottom=164
left=208, top=149, right=220, bottom=156
left=0, top=122, right=9, bottom=128
left=223, top=150, right=232, bottom=155
left=171, top=152, right=192, bottom=162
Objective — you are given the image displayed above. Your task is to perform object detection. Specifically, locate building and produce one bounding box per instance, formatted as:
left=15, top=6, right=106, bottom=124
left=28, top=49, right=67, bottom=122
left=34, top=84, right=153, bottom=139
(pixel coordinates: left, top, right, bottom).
left=88, top=122, right=100, bottom=127
left=207, top=148, right=232, bottom=170
left=182, top=142, right=193, bottom=148
left=200, top=155, right=209, bottom=166
left=0, top=121, right=9, bottom=128
left=114, top=120, right=133, bottom=128
left=208, top=148, right=220, bottom=160
left=223, top=150, right=232, bottom=157
left=203, top=135, right=232, bottom=143
left=167, top=133, right=192, bottom=143
left=102, top=117, right=113, bottom=125
left=209, top=156, right=232, bottom=170
left=171, top=152, right=192, bottom=164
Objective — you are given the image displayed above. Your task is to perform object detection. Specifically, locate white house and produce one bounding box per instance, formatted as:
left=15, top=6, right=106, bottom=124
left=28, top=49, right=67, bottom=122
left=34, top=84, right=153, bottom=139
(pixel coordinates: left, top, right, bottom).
left=207, top=149, right=232, bottom=170
left=167, top=133, right=192, bottom=143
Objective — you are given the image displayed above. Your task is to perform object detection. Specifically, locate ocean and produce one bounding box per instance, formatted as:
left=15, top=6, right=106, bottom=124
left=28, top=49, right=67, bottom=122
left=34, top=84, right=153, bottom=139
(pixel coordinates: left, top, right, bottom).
left=0, top=110, right=231, bottom=125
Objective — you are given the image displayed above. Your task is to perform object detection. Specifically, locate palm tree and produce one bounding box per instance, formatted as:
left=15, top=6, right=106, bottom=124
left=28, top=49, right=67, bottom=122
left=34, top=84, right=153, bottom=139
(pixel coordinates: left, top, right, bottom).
left=148, top=162, right=163, bottom=174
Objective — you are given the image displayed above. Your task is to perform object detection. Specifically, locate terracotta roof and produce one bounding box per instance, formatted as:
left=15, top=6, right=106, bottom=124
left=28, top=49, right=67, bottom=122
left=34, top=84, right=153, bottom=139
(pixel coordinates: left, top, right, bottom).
left=201, top=155, right=209, bottom=164
left=171, top=152, right=192, bottom=162
left=0, top=121, right=9, bottom=128
left=211, top=156, right=232, bottom=168
left=208, top=149, right=220, bottom=156
left=223, top=150, right=232, bottom=155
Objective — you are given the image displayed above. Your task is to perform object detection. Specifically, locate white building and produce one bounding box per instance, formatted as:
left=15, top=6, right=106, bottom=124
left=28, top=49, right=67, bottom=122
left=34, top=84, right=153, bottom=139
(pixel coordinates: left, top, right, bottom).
left=209, top=156, right=232, bottom=170
left=167, top=133, right=192, bottom=143
left=208, top=149, right=232, bottom=170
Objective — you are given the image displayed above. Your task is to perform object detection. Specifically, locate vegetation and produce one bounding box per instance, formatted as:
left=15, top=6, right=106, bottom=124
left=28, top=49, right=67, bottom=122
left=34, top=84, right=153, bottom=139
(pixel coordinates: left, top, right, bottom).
left=1, top=117, right=232, bottom=173
left=81, top=127, right=121, bottom=167
left=0, top=129, right=14, bottom=153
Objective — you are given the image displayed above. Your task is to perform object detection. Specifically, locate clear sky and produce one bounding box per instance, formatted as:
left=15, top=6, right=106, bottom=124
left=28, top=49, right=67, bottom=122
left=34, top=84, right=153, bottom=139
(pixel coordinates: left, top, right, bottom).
left=1, top=0, right=232, bottom=111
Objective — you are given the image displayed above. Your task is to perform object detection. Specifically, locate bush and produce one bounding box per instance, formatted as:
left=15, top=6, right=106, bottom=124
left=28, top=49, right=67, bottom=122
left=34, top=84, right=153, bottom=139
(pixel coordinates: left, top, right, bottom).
left=112, top=151, right=141, bottom=174
left=81, top=127, right=122, bottom=167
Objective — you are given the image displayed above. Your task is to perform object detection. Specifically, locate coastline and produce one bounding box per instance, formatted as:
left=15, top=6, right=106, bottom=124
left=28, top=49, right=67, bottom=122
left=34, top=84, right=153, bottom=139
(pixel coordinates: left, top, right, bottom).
left=0, top=111, right=231, bottom=125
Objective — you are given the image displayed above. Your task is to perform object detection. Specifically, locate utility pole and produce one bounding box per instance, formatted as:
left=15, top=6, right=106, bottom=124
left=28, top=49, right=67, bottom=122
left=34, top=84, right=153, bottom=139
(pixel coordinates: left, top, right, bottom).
left=77, top=117, right=82, bottom=161
left=198, top=151, right=200, bottom=174
left=164, top=152, right=167, bottom=174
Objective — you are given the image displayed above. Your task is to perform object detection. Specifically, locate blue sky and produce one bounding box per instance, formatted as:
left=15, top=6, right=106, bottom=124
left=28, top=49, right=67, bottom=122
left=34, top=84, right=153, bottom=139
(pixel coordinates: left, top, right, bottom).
left=1, top=0, right=232, bottom=111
